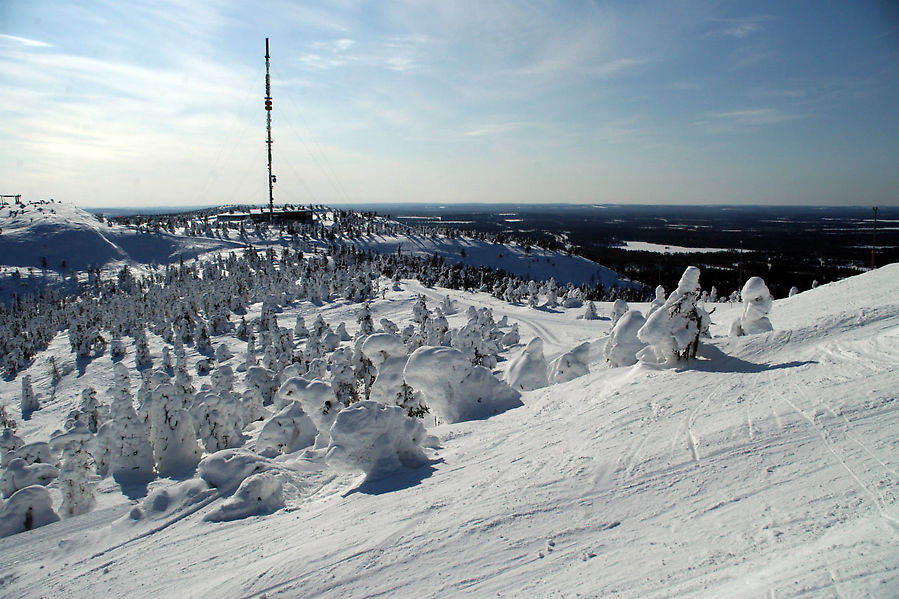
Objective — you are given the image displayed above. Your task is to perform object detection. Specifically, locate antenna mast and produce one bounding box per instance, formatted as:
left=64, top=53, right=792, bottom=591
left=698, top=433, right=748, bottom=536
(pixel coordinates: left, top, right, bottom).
left=265, top=38, right=274, bottom=220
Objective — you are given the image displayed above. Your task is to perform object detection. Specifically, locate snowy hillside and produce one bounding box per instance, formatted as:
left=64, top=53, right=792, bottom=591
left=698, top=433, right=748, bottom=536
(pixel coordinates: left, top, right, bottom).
left=0, top=202, right=631, bottom=299
left=0, top=258, right=896, bottom=597
left=0, top=200, right=244, bottom=273
left=346, top=232, right=625, bottom=287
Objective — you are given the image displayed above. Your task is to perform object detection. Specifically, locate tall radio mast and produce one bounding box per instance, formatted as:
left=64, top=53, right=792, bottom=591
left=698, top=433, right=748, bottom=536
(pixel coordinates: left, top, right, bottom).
left=265, top=37, right=274, bottom=220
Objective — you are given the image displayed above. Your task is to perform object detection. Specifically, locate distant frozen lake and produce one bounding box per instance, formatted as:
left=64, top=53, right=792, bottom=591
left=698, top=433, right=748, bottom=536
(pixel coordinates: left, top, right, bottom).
left=618, top=240, right=734, bottom=254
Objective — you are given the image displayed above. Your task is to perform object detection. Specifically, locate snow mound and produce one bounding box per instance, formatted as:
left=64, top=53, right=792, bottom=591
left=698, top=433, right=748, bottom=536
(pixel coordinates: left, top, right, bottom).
left=126, top=478, right=213, bottom=524
left=197, top=449, right=273, bottom=492
left=326, top=401, right=429, bottom=480
left=404, top=346, right=521, bottom=423
left=203, top=473, right=285, bottom=522
left=0, top=485, right=60, bottom=538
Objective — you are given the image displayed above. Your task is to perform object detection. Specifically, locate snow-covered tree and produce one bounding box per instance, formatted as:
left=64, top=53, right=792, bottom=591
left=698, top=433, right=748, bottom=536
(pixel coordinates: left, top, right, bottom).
left=326, top=401, right=429, bottom=480
left=20, top=375, right=39, bottom=420
left=144, top=383, right=201, bottom=477
left=293, top=315, right=309, bottom=339
left=582, top=301, right=599, bottom=320
left=0, top=458, right=59, bottom=498
left=501, top=323, right=520, bottom=347
left=49, top=423, right=95, bottom=517
left=256, top=402, right=317, bottom=456
left=604, top=310, right=647, bottom=367
left=0, top=429, right=24, bottom=467
left=730, top=277, right=774, bottom=336
left=548, top=341, right=591, bottom=384
left=134, top=326, right=152, bottom=370
left=611, top=299, right=629, bottom=327
left=277, top=377, right=341, bottom=446
left=412, top=295, right=429, bottom=324
left=505, top=337, right=549, bottom=391
left=79, top=387, right=106, bottom=433
left=0, top=485, right=60, bottom=538
left=637, top=266, right=709, bottom=366
left=329, top=347, right=358, bottom=406
left=404, top=346, right=521, bottom=424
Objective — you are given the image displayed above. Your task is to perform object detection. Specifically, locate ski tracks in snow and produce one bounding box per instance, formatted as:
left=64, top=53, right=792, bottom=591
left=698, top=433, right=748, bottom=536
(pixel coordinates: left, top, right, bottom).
left=782, top=381, right=899, bottom=534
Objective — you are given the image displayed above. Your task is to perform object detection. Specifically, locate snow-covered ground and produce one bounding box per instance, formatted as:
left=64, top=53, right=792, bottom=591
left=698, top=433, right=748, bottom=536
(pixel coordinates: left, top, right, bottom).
left=1, top=260, right=897, bottom=597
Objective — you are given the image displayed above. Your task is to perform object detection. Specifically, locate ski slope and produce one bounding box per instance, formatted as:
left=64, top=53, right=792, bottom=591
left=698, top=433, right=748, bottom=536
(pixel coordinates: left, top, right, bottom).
left=1, top=264, right=897, bottom=597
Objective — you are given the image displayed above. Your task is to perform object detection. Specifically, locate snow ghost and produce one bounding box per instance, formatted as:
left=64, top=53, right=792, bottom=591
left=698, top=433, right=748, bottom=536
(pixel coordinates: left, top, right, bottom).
left=730, top=277, right=774, bottom=336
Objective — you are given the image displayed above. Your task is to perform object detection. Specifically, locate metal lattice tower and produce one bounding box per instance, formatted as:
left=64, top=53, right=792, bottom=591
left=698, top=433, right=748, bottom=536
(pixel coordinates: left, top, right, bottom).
left=265, top=38, right=274, bottom=220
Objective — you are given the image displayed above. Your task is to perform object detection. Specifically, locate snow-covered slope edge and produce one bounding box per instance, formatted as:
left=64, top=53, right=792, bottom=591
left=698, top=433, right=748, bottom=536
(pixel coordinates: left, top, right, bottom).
left=1, top=265, right=897, bottom=598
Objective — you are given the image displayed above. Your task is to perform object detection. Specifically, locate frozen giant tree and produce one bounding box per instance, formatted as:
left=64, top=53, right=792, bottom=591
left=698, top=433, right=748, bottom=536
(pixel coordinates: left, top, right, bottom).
left=404, top=346, right=521, bottom=424
left=505, top=337, right=549, bottom=391
left=20, top=375, right=39, bottom=420
left=610, top=299, right=629, bottom=327
left=326, top=401, right=429, bottom=480
left=49, top=423, right=96, bottom=517
left=144, top=383, right=201, bottom=477
left=604, top=310, right=647, bottom=367
left=547, top=341, right=591, bottom=384
left=637, top=266, right=709, bottom=366
left=0, top=485, right=60, bottom=538
left=730, top=277, right=774, bottom=336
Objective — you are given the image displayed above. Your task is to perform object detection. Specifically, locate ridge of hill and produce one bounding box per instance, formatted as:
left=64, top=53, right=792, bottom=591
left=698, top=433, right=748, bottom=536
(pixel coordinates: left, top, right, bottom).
left=0, top=202, right=632, bottom=299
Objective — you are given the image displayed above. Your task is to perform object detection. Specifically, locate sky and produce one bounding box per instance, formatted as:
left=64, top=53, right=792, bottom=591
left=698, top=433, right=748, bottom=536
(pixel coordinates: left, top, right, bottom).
left=1, top=1, right=898, bottom=208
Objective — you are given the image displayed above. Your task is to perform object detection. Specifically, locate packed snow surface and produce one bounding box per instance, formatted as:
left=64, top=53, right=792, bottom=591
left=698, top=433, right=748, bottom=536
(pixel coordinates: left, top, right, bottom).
left=1, top=261, right=898, bottom=597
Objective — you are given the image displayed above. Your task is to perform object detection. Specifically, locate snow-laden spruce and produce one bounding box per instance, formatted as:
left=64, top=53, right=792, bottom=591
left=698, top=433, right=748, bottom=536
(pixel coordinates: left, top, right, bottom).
left=547, top=341, right=591, bottom=384
left=505, top=337, right=549, bottom=391
left=362, top=333, right=409, bottom=406
left=20, top=375, right=39, bottom=420
left=637, top=266, right=710, bottom=366
left=730, top=276, right=774, bottom=336
left=144, top=383, right=201, bottom=477
left=49, top=422, right=95, bottom=517
left=604, top=310, right=647, bottom=367
left=0, top=485, right=60, bottom=538
left=277, top=377, right=341, bottom=446
left=0, top=458, right=59, bottom=498
left=256, top=402, right=317, bottom=456
left=404, top=346, right=521, bottom=424
left=326, top=401, right=429, bottom=480
left=611, top=299, right=629, bottom=327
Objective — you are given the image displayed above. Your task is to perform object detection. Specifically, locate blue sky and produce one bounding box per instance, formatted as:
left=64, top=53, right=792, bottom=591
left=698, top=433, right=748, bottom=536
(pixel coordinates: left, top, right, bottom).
left=1, top=1, right=897, bottom=207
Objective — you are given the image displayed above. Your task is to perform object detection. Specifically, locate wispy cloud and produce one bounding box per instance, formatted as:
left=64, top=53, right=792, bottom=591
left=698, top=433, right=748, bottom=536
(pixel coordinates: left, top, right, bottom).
left=693, top=108, right=801, bottom=133
left=0, top=33, right=53, bottom=48
left=299, top=34, right=432, bottom=73
left=464, top=122, right=525, bottom=137
left=708, top=16, right=772, bottom=39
